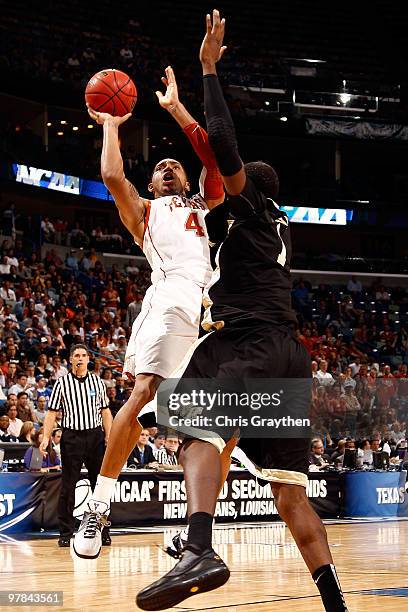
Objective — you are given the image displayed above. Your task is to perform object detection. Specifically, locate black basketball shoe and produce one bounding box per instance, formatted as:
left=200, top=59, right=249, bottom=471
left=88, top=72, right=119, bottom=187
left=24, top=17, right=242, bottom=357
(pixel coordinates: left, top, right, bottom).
left=136, top=548, right=230, bottom=610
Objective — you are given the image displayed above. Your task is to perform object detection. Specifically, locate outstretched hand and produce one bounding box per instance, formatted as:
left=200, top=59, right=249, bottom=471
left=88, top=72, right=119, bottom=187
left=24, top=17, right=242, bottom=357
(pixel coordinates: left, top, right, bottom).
left=199, top=8, right=227, bottom=69
left=155, top=66, right=180, bottom=111
left=87, top=104, right=132, bottom=126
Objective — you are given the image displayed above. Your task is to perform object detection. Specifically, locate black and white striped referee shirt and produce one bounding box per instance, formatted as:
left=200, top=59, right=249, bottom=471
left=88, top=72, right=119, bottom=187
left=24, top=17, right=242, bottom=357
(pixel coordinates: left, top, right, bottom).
left=48, top=372, right=109, bottom=430
left=156, top=448, right=178, bottom=466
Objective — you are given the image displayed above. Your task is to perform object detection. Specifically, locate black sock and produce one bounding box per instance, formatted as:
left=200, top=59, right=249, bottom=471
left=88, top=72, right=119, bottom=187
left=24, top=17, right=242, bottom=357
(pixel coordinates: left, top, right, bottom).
left=312, top=564, right=348, bottom=612
left=185, top=512, right=213, bottom=554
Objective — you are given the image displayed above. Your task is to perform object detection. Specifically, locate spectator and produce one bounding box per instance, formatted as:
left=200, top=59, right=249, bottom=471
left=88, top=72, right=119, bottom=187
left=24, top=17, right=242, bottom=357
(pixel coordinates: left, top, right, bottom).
left=65, top=250, right=79, bottom=270
left=375, top=286, right=391, bottom=303
left=101, top=368, right=116, bottom=389
left=5, top=405, right=22, bottom=437
left=115, top=376, right=127, bottom=402
left=150, top=433, right=166, bottom=458
left=67, top=52, right=80, bottom=67
left=156, top=434, right=179, bottom=466
left=0, top=385, right=6, bottom=408
left=115, top=335, right=128, bottom=361
left=35, top=375, right=52, bottom=403
left=0, top=280, right=16, bottom=302
left=390, top=421, right=405, bottom=444
left=127, top=429, right=158, bottom=467
left=16, top=392, right=37, bottom=423
left=0, top=414, right=18, bottom=442
left=26, top=364, right=36, bottom=387
left=8, top=374, right=34, bottom=398
left=377, top=366, right=396, bottom=409
left=0, top=255, right=10, bottom=276
left=41, top=218, right=55, bottom=242
left=6, top=250, right=19, bottom=269
left=54, top=410, right=63, bottom=428
left=347, top=276, right=362, bottom=295
left=357, top=439, right=372, bottom=467
left=50, top=355, right=68, bottom=380
left=16, top=260, right=31, bottom=280
left=35, top=353, right=53, bottom=379
left=102, top=281, right=120, bottom=311
left=341, top=384, right=361, bottom=436
left=340, top=366, right=356, bottom=391
left=18, top=420, right=35, bottom=443
left=329, top=384, right=346, bottom=421
left=106, top=386, right=122, bottom=418
left=348, top=357, right=361, bottom=377
left=21, top=328, right=40, bottom=361
left=34, top=396, right=48, bottom=425
left=292, top=280, right=310, bottom=313
left=24, top=428, right=61, bottom=471
left=315, top=360, right=335, bottom=387
left=120, top=44, right=133, bottom=62
left=51, top=428, right=62, bottom=463
left=82, top=47, right=95, bottom=62
left=125, top=297, right=142, bottom=329
left=2, top=318, right=19, bottom=343
left=331, top=440, right=346, bottom=466
left=308, top=438, right=331, bottom=470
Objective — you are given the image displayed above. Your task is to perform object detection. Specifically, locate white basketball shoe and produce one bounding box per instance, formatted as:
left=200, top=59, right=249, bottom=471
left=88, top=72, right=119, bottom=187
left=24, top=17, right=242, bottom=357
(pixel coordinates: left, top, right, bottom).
left=73, top=501, right=111, bottom=559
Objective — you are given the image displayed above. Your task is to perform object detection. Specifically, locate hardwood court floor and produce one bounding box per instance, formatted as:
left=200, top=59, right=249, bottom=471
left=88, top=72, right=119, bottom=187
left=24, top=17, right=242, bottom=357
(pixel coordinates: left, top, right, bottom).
left=1, top=520, right=408, bottom=611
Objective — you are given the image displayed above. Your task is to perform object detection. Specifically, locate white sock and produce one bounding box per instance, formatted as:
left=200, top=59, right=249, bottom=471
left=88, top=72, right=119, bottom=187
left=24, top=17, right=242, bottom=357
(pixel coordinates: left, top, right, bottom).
left=88, top=475, right=117, bottom=513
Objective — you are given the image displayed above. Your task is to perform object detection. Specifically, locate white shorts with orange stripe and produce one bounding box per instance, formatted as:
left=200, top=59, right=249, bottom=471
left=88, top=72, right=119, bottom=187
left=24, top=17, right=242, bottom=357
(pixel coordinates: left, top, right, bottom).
left=124, top=276, right=203, bottom=381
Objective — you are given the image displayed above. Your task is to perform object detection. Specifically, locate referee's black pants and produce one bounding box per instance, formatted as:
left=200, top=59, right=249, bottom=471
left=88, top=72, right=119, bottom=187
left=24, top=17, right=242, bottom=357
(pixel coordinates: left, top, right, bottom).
left=59, top=427, right=106, bottom=537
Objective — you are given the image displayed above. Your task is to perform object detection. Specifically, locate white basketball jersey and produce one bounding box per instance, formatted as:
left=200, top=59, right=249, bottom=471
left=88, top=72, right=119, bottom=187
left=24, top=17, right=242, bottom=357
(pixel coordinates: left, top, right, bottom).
left=143, top=193, right=212, bottom=286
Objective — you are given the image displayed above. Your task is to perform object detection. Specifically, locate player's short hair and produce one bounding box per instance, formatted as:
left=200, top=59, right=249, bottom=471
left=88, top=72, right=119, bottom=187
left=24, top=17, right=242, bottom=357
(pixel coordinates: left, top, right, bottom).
left=70, top=343, right=90, bottom=357
left=244, top=161, right=279, bottom=199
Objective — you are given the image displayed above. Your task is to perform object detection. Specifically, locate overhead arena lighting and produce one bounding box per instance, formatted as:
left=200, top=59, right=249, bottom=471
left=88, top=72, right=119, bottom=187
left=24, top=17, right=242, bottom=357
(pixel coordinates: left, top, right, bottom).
left=339, top=93, right=352, bottom=104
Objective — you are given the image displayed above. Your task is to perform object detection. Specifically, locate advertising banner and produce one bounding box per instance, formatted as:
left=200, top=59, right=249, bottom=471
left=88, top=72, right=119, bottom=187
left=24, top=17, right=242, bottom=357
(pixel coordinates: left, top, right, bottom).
left=344, top=470, right=408, bottom=518
left=0, top=473, right=45, bottom=532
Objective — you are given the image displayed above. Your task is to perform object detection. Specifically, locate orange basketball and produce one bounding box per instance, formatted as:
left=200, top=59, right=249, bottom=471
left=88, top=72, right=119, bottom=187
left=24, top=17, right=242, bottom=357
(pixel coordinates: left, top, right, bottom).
left=85, top=69, right=137, bottom=116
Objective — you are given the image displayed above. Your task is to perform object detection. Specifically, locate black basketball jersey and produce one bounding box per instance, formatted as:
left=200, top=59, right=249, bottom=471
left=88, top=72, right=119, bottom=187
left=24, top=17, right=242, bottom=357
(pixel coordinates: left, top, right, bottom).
left=204, top=177, right=298, bottom=328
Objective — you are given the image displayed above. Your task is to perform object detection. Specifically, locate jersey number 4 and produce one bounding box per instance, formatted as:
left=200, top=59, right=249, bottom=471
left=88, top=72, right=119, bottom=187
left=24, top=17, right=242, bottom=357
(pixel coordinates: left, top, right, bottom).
left=185, top=212, right=205, bottom=237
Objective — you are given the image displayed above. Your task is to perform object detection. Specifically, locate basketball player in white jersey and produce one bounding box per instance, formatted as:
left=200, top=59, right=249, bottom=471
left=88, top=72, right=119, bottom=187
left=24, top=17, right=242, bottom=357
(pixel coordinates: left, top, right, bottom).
left=73, top=66, right=225, bottom=559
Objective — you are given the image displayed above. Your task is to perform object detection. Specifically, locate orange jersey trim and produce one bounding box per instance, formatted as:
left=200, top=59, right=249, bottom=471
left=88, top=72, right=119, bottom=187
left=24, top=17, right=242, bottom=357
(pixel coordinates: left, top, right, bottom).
left=143, top=200, right=151, bottom=239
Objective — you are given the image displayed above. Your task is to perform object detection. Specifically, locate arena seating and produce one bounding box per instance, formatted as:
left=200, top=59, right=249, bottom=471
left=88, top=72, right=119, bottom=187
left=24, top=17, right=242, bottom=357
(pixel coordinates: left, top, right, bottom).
left=1, top=225, right=407, bottom=446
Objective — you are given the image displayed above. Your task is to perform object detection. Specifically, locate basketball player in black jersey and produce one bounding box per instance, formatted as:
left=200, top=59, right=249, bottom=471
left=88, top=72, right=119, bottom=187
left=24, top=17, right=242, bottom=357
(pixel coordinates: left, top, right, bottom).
left=137, top=10, right=348, bottom=612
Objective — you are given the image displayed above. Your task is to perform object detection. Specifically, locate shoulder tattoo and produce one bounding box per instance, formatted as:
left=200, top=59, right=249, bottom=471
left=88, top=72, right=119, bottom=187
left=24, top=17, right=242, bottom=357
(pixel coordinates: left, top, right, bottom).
left=128, top=182, right=139, bottom=199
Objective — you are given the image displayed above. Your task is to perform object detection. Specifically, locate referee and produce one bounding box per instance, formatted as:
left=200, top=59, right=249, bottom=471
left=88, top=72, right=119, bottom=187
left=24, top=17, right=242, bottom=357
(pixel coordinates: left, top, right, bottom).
left=41, top=343, right=113, bottom=547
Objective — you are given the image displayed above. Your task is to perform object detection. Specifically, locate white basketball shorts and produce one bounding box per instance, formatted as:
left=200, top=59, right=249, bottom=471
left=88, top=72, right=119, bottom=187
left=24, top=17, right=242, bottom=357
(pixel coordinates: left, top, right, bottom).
left=124, top=276, right=203, bottom=381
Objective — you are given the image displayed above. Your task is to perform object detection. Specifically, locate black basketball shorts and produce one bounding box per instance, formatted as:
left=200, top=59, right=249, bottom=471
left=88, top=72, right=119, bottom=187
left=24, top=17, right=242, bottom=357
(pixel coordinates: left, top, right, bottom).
left=171, top=323, right=311, bottom=487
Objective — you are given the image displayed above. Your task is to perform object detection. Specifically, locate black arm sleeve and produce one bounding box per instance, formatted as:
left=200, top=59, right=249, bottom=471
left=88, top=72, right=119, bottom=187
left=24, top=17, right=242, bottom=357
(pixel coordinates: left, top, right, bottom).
left=203, top=74, right=243, bottom=177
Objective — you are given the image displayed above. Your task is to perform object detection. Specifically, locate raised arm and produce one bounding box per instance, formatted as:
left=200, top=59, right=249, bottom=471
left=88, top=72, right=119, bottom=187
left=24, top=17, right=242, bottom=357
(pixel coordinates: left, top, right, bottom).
left=87, top=106, right=148, bottom=246
left=156, top=66, right=197, bottom=130
left=199, top=9, right=246, bottom=197
left=156, top=66, right=224, bottom=209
